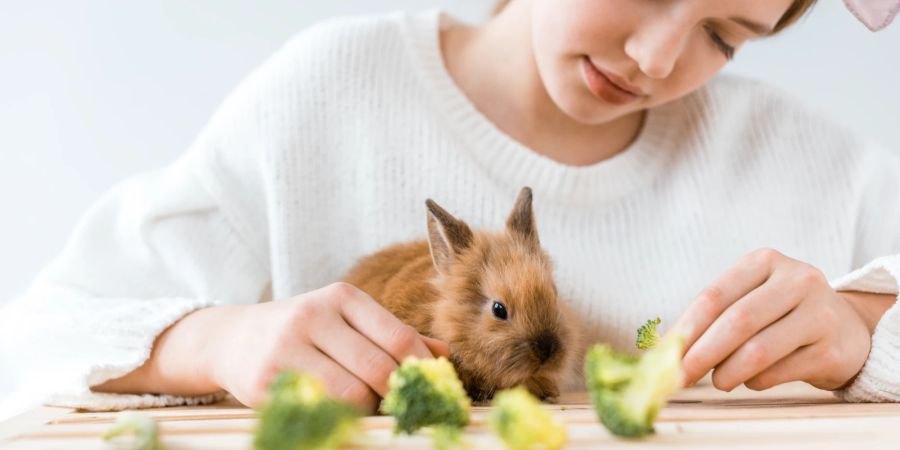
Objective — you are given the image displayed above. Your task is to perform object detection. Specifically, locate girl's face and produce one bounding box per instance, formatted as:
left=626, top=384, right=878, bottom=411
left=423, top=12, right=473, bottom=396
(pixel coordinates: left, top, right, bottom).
left=530, top=0, right=795, bottom=124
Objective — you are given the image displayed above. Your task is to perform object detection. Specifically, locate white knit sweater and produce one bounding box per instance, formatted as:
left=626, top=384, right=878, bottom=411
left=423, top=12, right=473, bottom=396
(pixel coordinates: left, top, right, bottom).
left=2, top=9, right=899, bottom=411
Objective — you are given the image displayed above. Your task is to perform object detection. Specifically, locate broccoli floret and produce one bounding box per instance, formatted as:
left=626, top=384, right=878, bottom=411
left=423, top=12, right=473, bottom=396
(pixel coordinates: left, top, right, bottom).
left=489, top=386, right=567, bottom=450
left=585, top=334, right=685, bottom=438
left=636, top=317, right=661, bottom=350
left=381, top=356, right=471, bottom=435
left=254, top=371, right=361, bottom=450
left=102, top=412, right=164, bottom=450
left=431, top=424, right=465, bottom=450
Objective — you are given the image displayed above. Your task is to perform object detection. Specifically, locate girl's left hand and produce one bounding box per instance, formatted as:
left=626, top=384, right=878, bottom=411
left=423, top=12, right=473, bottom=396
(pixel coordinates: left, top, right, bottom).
left=672, top=248, right=872, bottom=392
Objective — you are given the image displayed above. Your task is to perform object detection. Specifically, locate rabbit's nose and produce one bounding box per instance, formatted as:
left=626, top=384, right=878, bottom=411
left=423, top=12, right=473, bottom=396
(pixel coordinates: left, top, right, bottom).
left=531, top=333, right=560, bottom=363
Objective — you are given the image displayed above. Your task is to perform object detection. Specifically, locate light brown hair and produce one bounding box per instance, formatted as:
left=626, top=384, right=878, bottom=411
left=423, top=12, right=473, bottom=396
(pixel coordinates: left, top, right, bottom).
left=773, top=0, right=817, bottom=33
left=492, top=0, right=818, bottom=35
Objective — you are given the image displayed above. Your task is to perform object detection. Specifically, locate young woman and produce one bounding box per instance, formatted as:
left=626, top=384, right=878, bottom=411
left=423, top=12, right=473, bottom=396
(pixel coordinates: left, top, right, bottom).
left=3, top=0, right=898, bottom=413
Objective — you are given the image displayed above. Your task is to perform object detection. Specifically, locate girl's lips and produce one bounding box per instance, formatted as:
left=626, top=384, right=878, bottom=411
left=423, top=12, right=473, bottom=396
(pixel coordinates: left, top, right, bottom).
left=580, top=56, right=644, bottom=105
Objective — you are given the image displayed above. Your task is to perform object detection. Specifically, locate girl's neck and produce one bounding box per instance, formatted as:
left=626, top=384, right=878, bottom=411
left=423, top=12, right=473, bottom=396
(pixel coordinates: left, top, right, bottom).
left=440, top=1, right=646, bottom=167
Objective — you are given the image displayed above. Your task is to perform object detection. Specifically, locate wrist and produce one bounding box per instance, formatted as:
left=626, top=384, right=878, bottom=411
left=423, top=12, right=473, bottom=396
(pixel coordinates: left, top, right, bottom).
left=148, top=305, right=228, bottom=395
left=838, top=290, right=898, bottom=334
left=200, top=303, right=248, bottom=393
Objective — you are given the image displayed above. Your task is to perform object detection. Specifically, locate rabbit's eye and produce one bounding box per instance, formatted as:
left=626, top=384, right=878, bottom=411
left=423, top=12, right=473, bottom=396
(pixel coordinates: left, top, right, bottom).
left=492, top=301, right=508, bottom=320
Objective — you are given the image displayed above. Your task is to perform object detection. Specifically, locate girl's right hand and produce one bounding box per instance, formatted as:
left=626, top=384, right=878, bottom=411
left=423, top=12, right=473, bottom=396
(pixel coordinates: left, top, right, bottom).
left=210, top=282, right=449, bottom=412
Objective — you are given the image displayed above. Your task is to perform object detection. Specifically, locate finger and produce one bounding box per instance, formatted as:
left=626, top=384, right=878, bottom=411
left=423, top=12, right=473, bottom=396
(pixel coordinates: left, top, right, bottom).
left=309, top=319, right=398, bottom=397
left=421, top=334, right=451, bottom=358
left=681, top=274, right=806, bottom=386
left=672, top=249, right=783, bottom=353
left=283, top=346, right=380, bottom=412
left=334, top=283, right=435, bottom=361
left=709, top=306, right=820, bottom=392
left=743, top=343, right=821, bottom=391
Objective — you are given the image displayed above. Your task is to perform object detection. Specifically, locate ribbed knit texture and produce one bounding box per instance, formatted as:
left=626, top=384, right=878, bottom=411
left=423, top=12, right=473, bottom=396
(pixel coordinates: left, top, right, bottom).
left=1, top=9, right=898, bottom=410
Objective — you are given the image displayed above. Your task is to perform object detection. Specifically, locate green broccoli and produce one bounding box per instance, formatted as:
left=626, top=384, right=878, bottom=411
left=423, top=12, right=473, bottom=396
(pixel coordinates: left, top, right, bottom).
left=636, top=317, right=661, bottom=350
left=381, top=356, right=471, bottom=435
left=488, top=386, right=567, bottom=450
left=431, top=424, right=465, bottom=450
left=254, top=370, right=361, bottom=450
left=585, top=334, right=685, bottom=438
left=102, top=412, right=164, bottom=450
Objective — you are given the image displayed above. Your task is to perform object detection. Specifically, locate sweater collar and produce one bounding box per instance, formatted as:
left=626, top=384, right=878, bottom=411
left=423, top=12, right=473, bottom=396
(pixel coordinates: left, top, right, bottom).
left=401, top=9, right=687, bottom=207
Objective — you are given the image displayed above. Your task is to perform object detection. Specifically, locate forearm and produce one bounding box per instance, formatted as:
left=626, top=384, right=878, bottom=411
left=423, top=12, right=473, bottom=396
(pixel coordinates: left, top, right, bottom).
left=839, top=290, right=898, bottom=333
left=91, top=304, right=237, bottom=396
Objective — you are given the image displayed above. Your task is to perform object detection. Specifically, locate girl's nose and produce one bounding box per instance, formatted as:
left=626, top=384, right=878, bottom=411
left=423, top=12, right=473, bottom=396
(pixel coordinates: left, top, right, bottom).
left=624, top=18, right=690, bottom=80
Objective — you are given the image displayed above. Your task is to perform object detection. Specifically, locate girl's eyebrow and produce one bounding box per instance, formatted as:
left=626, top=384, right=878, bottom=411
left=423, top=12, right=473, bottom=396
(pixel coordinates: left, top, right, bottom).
left=729, top=16, right=775, bottom=36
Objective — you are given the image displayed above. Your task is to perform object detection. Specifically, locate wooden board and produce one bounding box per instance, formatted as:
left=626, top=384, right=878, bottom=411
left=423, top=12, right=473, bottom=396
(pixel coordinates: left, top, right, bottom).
left=2, top=382, right=899, bottom=449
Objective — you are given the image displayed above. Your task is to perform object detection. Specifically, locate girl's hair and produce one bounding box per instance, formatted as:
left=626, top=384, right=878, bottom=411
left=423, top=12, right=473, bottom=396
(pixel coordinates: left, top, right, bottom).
left=492, top=0, right=512, bottom=16
left=492, top=0, right=817, bottom=35
left=773, top=0, right=818, bottom=33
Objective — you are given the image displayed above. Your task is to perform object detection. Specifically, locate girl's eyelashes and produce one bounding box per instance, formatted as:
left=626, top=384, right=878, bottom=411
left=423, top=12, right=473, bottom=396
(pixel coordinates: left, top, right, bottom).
left=704, top=25, right=736, bottom=60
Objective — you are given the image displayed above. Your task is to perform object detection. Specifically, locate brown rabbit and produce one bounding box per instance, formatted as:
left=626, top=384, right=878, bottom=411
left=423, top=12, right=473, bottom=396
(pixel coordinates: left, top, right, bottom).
left=342, top=187, right=578, bottom=402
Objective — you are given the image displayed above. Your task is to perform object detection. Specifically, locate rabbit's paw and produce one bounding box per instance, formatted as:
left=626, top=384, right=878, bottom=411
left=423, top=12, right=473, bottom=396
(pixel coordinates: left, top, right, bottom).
left=525, top=375, right=560, bottom=403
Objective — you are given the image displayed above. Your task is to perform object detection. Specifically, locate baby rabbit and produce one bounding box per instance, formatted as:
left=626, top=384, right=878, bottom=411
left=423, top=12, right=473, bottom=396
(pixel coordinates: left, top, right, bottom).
left=342, top=187, right=577, bottom=402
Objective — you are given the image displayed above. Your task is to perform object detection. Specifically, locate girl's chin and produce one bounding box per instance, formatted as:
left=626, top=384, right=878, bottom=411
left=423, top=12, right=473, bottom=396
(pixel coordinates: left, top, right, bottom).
left=553, top=91, right=636, bottom=126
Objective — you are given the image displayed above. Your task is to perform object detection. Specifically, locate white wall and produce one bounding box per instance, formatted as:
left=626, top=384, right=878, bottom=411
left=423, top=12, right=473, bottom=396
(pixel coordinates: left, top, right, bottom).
left=1, top=1, right=898, bottom=421
left=723, top=2, right=900, bottom=149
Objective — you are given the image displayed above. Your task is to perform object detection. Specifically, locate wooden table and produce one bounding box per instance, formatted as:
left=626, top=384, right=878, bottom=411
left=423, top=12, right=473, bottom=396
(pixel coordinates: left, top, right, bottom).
left=2, top=382, right=899, bottom=449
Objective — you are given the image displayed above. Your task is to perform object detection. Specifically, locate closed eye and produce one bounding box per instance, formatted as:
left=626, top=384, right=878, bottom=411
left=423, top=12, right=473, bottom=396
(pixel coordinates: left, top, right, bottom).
left=704, top=25, right=735, bottom=60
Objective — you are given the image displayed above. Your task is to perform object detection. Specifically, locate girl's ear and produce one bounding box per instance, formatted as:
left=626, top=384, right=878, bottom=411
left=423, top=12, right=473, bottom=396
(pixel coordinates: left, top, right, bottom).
left=506, top=186, right=540, bottom=246
left=426, top=199, right=474, bottom=274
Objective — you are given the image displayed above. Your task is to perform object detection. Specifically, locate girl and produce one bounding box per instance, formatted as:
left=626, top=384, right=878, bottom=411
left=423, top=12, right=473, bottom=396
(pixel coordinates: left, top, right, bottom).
left=2, top=0, right=899, bottom=414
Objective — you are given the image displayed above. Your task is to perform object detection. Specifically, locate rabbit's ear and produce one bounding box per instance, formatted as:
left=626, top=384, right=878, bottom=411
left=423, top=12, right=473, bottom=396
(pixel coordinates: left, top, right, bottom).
left=506, top=187, right=539, bottom=246
left=426, top=199, right=474, bottom=274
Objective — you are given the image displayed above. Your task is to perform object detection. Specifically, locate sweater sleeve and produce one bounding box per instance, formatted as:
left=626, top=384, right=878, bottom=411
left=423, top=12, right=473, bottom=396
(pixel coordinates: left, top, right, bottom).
left=0, top=148, right=271, bottom=411
left=0, top=18, right=337, bottom=413
left=828, top=142, right=900, bottom=402
left=0, top=17, right=381, bottom=411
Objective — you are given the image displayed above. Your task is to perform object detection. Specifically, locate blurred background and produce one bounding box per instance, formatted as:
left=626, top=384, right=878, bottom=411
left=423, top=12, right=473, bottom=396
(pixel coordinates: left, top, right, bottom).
left=1, top=0, right=898, bottom=421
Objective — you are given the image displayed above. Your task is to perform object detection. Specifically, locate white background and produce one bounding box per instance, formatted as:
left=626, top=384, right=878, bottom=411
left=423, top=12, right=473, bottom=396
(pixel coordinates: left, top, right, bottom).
left=1, top=0, right=898, bottom=421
